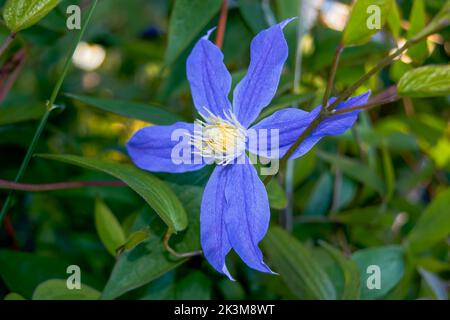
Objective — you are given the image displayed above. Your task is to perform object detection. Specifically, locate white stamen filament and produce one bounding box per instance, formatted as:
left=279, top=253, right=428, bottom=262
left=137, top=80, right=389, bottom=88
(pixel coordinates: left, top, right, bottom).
left=188, top=108, right=247, bottom=165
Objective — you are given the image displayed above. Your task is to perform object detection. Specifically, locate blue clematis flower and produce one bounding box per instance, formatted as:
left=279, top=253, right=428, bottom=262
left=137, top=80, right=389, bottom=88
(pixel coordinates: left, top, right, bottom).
left=127, top=18, right=370, bottom=280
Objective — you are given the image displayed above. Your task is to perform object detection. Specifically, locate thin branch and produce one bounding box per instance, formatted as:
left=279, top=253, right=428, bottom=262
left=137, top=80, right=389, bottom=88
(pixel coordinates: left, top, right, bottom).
left=215, top=0, right=228, bottom=49
left=163, top=229, right=203, bottom=259
left=332, top=94, right=399, bottom=115
left=0, top=32, right=16, bottom=57
left=0, top=179, right=126, bottom=192
left=0, top=0, right=99, bottom=226
left=322, top=42, right=343, bottom=110
left=0, top=48, right=27, bottom=103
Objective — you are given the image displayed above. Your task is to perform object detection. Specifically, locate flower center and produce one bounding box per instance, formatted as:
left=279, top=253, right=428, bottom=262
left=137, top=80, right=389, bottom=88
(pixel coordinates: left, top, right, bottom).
left=190, top=109, right=246, bottom=165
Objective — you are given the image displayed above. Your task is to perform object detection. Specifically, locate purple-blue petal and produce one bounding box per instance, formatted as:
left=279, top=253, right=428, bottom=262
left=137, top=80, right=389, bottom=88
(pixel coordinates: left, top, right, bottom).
left=249, top=91, right=371, bottom=159
left=248, top=107, right=312, bottom=157
left=223, top=157, right=274, bottom=274
left=126, top=122, right=205, bottom=173
left=186, top=30, right=232, bottom=118
left=232, top=18, right=295, bottom=128
left=289, top=91, right=371, bottom=158
left=200, top=165, right=234, bottom=280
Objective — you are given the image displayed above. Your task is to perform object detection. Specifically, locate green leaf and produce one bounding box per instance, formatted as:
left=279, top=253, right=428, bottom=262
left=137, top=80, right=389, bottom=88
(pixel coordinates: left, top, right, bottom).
left=66, top=94, right=181, bottom=125
left=38, top=154, right=188, bottom=232
left=263, top=226, right=337, bottom=300
left=387, top=0, right=402, bottom=39
left=116, top=228, right=151, bottom=254
left=343, top=0, right=393, bottom=46
left=398, top=65, right=450, bottom=98
left=3, top=0, right=60, bottom=32
left=266, top=179, right=288, bottom=210
left=381, top=145, right=395, bottom=201
left=102, top=168, right=210, bottom=299
left=165, top=0, right=222, bottom=65
left=407, top=188, right=450, bottom=253
left=4, top=293, right=26, bottom=300
left=304, top=172, right=333, bottom=216
left=352, top=245, right=404, bottom=299
left=407, top=0, right=428, bottom=63
left=95, top=198, right=126, bottom=256
left=316, top=151, right=384, bottom=195
left=319, top=242, right=360, bottom=300
left=0, top=250, right=71, bottom=298
left=175, top=271, right=212, bottom=300
left=0, top=104, right=46, bottom=126
left=413, top=2, right=450, bottom=41
left=238, top=0, right=269, bottom=34
left=32, top=279, right=101, bottom=300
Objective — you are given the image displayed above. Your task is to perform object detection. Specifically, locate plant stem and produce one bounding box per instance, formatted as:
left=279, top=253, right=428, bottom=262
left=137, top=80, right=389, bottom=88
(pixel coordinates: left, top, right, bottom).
left=0, top=179, right=126, bottom=192
left=264, top=112, right=325, bottom=185
left=0, top=32, right=16, bottom=57
left=332, top=94, right=399, bottom=115
left=0, top=0, right=99, bottom=227
left=215, top=0, right=228, bottom=49
left=322, top=42, right=343, bottom=110
left=163, top=229, right=203, bottom=258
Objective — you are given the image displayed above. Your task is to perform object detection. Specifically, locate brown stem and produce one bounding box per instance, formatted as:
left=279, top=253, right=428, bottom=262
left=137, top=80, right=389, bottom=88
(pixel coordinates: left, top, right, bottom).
left=264, top=112, right=325, bottom=185
left=332, top=94, right=399, bottom=115
left=322, top=42, right=343, bottom=110
left=0, top=48, right=27, bottom=103
left=215, top=0, right=228, bottom=49
left=0, top=33, right=16, bottom=57
left=0, top=179, right=126, bottom=192
left=163, top=229, right=203, bottom=258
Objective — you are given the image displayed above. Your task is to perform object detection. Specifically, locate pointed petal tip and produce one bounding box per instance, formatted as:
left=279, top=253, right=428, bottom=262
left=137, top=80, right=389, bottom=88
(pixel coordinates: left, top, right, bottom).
left=222, top=264, right=236, bottom=281
left=280, top=17, right=297, bottom=29
left=203, top=27, right=217, bottom=40
left=261, top=261, right=277, bottom=275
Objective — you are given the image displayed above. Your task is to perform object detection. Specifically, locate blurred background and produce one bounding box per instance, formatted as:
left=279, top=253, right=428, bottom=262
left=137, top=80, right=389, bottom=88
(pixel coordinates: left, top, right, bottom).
left=0, top=0, right=449, bottom=300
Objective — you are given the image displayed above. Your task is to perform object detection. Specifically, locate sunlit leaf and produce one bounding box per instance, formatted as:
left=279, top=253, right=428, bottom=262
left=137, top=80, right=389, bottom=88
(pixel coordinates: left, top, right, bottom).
left=3, top=0, right=60, bottom=32
left=387, top=0, right=402, bottom=39
left=398, top=65, right=450, bottom=98
left=343, top=0, right=393, bottom=46
left=407, top=0, right=428, bottom=63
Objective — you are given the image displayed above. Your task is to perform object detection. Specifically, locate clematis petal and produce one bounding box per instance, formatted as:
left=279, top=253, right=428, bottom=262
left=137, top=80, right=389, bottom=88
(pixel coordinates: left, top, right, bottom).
left=224, top=157, right=274, bottom=274
left=249, top=91, right=371, bottom=159
left=287, top=91, right=371, bottom=158
left=233, top=18, right=295, bottom=128
left=248, top=107, right=312, bottom=158
left=186, top=29, right=232, bottom=118
left=127, top=122, right=205, bottom=173
left=200, top=165, right=234, bottom=280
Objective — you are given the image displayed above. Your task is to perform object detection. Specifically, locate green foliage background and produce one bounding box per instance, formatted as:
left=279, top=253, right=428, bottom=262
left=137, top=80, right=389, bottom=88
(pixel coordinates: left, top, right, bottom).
left=0, top=0, right=449, bottom=300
